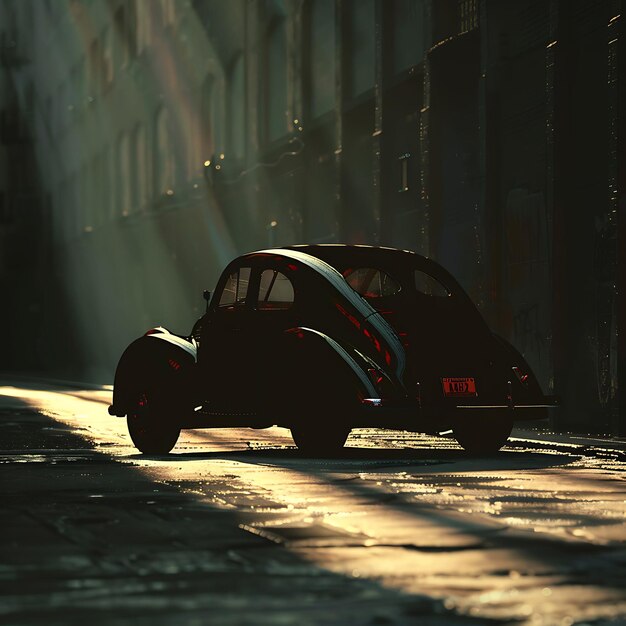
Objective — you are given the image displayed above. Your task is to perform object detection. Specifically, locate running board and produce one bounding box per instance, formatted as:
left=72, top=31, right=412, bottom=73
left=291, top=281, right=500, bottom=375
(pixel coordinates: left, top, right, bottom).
left=456, top=404, right=557, bottom=409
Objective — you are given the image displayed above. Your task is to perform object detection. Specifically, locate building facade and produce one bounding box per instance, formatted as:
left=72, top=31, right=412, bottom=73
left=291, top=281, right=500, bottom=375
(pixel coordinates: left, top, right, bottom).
left=1, top=0, right=624, bottom=433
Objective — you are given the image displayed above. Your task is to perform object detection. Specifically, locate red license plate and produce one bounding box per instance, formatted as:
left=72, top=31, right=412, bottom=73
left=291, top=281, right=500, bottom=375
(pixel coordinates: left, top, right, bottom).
left=442, top=377, right=477, bottom=397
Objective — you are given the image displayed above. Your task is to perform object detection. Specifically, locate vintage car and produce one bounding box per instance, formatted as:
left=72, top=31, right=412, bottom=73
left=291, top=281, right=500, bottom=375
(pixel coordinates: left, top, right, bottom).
left=109, top=245, right=557, bottom=455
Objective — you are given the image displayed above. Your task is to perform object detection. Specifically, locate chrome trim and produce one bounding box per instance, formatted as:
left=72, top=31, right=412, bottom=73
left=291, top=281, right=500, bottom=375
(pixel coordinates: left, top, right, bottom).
left=297, top=326, right=379, bottom=398
left=256, top=248, right=406, bottom=380
left=362, top=398, right=383, bottom=406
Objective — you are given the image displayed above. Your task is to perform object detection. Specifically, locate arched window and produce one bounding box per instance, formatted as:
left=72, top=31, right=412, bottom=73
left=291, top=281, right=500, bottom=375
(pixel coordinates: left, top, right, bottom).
left=91, top=153, right=100, bottom=226
left=160, top=0, right=175, bottom=26
left=136, top=0, right=151, bottom=51
left=118, top=132, right=131, bottom=215
left=132, top=123, right=147, bottom=211
left=201, top=76, right=221, bottom=159
left=347, top=0, right=375, bottom=98
left=309, top=0, right=335, bottom=118
left=229, top=54, right=245, bottom=159
left=154, top=106, right=174, bottom=195
left=266, top=17, right=287, bottom=141
left=101, top=27, right=113, bottom=86
left=102, top=145, right=112, bottom=218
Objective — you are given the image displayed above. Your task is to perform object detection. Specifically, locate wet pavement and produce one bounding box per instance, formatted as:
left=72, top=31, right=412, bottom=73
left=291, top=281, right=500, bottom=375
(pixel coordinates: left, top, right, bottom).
left=1, top=380, right=625, bottom=625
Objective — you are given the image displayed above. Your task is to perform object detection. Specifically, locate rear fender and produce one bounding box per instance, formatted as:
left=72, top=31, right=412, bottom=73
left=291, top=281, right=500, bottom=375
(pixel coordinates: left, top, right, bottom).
left=283, top=326, right=378, bottom=401
left=492, top=333, right=542, bottom=396
left=109, top=328, right=197, bottom=417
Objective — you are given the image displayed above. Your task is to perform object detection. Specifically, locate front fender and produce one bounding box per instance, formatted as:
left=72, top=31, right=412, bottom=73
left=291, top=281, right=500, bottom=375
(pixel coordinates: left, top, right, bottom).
left=109, top=328, right=197, bottom=417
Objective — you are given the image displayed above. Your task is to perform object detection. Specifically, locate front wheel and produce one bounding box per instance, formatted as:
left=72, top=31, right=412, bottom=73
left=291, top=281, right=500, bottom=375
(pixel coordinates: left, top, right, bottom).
left=453, top=413, right=513, bottom=455
left=127, top=391, right=180, bottom=454
left=291, top=424, right=351, bottom=456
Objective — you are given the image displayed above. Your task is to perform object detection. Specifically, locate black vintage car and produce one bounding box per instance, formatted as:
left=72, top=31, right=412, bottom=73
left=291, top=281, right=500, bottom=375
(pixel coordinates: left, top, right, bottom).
left=109, top=245, right=557, bottom=455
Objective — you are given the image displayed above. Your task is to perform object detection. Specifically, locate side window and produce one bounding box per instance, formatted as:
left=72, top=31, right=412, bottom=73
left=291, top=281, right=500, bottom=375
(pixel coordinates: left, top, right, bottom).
left=343, top=267, right=401, bottom=298
left=218, top=267, right=251, bottom=307
left=257, top=269, right=294, bottom=310
left=414, top=270, right=449, bottom=297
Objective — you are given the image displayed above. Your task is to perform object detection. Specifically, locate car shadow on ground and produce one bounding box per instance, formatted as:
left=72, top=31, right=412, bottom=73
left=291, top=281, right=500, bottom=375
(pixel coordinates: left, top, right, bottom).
left=153, top=443, right=575, bottom=472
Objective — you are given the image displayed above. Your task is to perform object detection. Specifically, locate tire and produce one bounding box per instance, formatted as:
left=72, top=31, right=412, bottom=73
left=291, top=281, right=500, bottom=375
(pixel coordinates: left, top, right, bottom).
left=291, top=423, right=351, bottom=455
left=127, top=391, right=180, bottom=454
left=453, top=412, right=513, bottom=455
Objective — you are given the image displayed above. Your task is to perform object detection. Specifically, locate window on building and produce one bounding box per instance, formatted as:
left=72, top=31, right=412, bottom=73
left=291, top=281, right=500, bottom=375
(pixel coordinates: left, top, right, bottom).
left=118, top=132, right=131, bottom=215
left=127, top=3, right=138, bottom=57
left=99, top=149, right=107, bottom=223
left=103, top=145, right=113, bottom=218
left=114, top=4, right=137, bottom=66
left=89, top=41, right=100, bottom=93
left=114, top=6, right=127, bottom=61
left=155, top=106, right=175, bottom=195
left=0, top=191, right=9, bottom=224
left=308, top=0, right=335, bottom=118
left=432, top=0, right=477, bottom=42
left=201, top=76, right=221, bottom=159
left=160, top=0, right=175, bottom=26
left=69, top=172, right=79, bottom=236
left=136, top=0, right=151, bottom=51
left=44, top=96, right=52, bottom=131
left=229, top=54, right=245, bottom=159
left=133, top=123, right=147, bottom=211
left=86, top=156, right=97, bottom=230
left=347, top=0, right=375, bottom=99
left=88, top=38, right=101, bottom=95
left=57, top=82, right=67, bottom=128
left=91, top=154, right=99, bottom=227
left=392, top=0, right=425, bottom=73
left=79, top=170, right=87, bottom=233
left=459, top=0, right=478, bottom=33
left=266, top=17, right=288, bottom=141
left=70, top=61, right=85, bottom=110
left=101, top=27, right=113, bottom=86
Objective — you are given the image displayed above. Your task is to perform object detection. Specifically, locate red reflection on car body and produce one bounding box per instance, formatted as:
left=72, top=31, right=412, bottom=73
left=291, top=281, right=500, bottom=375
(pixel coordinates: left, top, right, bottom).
left=335, top=302, right=361, bottom=330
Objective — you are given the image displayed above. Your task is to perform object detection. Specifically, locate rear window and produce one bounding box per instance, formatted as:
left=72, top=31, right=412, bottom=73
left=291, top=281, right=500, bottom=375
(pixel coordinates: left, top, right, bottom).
left=343, top=267, right=401, bottom=298
left=414, top=270, right=449, bottom=297
left=257, top=269, right=294, bottom=310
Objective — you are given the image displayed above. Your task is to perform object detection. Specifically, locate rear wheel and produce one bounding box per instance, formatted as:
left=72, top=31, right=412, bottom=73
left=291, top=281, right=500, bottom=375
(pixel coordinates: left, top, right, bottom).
left=127, top=391, right=180, bottom=454
left=453, top=413, right=513, bottom=455
left=291, top=423, right=351, bottom=455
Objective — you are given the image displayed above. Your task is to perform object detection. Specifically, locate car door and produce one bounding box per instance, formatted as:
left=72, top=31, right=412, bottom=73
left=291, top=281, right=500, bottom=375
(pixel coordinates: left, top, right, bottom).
left=245, top=263, right=299, bottom=410
left=199, top=264, right=256, bottom=410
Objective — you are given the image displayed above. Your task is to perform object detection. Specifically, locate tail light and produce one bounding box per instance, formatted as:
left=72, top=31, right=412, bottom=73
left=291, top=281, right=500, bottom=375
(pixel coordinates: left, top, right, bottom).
left=367, top=367, right=394, bottom=398
left=512, top=366, right=529, bottom=387
left=367, top=368, right=384, bottom=386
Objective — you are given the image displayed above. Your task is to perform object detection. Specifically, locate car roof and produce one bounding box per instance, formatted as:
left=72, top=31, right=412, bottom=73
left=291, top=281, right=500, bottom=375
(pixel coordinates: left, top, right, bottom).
left=236, top=244, right=466, bottom=300
left=281, top=244, right=462, bottom=291
left=282, top=244, right=419, bottom=267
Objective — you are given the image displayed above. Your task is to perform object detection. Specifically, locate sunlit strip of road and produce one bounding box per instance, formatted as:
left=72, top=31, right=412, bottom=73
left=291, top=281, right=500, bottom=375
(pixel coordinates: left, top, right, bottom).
left=0, top=384, right=509, bottom=550
left=2, top=384, right=625, bottom=624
